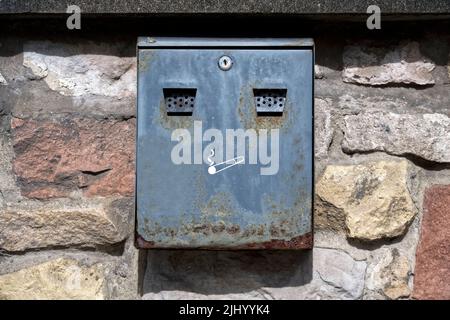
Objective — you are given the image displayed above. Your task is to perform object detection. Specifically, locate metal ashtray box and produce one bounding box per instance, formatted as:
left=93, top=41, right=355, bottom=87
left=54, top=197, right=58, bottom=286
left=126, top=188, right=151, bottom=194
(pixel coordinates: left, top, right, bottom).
left=136, top=37, right=314, bottom=249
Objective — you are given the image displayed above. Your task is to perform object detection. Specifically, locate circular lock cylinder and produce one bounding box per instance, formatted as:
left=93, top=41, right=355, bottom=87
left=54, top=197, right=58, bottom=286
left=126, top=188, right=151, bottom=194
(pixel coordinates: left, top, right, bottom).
left=218, top=55, right=233, bottom=71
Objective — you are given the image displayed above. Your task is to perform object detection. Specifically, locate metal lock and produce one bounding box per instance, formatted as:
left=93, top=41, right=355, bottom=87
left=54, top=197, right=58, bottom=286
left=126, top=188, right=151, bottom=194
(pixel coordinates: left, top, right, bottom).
left=218, top=55, right=233, bottom=71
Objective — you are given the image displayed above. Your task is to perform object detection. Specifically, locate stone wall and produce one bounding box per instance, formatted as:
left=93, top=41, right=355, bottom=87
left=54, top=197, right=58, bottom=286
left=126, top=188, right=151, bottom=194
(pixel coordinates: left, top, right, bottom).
left=0, top=23, right=449, bottom=300
left=0, top=36, right=140, bottom=299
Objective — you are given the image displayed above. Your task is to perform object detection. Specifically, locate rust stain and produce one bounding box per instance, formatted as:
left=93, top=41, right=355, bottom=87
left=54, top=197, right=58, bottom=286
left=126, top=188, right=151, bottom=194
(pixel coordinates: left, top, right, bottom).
left=200, top=191, right=234, bottom=218
left=136, top=232, right=313, bottom=250
left=232, top=232, right=313, bottom=249
left=137, top=160, right=311, bottom=250
left=269, top=219, right=292, bottom=237
left=241, top=224, right=265, bottom=238
left=136, top=190, right=311, bottom=249
left=237, top=86, right=292, bottom=132
left=158, top=100, right=198, bottom=130
left=139, top=220, right=243, bottom=239
left=211, top=223, right=226, bottom=233
left=136, top=234, right=155, bottom=249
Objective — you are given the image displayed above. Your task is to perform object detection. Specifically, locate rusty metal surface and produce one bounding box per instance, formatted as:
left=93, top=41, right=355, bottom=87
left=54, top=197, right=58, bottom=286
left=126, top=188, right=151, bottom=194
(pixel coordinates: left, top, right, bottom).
left=136, top=232, right=313, bottom=250
left=136, top=38, right=313, bottom=249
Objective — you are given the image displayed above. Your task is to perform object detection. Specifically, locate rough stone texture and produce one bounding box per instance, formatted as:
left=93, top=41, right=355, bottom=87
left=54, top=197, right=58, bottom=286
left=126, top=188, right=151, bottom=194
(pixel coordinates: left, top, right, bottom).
left=0, top=258, right=106, bottom=299
left=342, top=112, right=450, bottom=163
left=2, top=0, right=450, bottom=15
left=142, top=248, right=366, bottom=300
left=314, top=248, right=366, bottom=299
left=366, top=248, right=411, bottom=299
left=381, top=255, right=411, bottom=299
left=11, top=117, right=135, bottom=199
left=0, top=202, right=128, bottom=252
left=316, top=160, right=416, bottom=240
left=315, top=65, right=336, bottom=80
left=338, top=94, right=409, bottom=113
left=0, top=71, right=6, bottom=85
left=342, top=42, right=435, bottom=86
left=10, top=80, right=136, bottom=119
left=2, top=40, right=137, bottom=119
left=23, top=41, right=136, bottom=98
left=0, top=135, right=18, bottom=205
left=314, top=98, right=333, bottom=158
left=413, top=185, right=450, bottom=300
left=1, top=25, right=450, bottom=301
left=314, top=231, right=369, bottom=261
left=106, top=237, right=142, bottom=300
left=315, top=224, right=421, bottom=301
left=448, top=54, right=450, bottom=80
left=23, top=52, right=47, bottom=80
left=0, top=245, right=140, bottom=300
left=316, top=79, right=450, bottom=116
left=102, top=198, right=142, bottom=300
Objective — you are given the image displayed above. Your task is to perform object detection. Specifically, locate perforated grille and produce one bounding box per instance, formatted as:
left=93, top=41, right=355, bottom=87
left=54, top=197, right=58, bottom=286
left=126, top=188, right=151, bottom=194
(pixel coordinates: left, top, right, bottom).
left=164, top=88, right=196, bottom=114
left=254, top=89, right=287, bottom=114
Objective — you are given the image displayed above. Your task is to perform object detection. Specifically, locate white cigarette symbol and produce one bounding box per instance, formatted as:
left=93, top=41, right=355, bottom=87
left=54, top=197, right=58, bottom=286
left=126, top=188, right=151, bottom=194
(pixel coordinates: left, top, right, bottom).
left=207, top=156, right=244, bottom=175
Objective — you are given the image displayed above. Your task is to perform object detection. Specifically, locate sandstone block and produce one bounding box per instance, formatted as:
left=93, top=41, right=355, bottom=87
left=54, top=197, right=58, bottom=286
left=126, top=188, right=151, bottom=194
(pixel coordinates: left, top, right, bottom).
left=314, top=98, right=334, bottom=159
left=413, top=185, right=450, bottom=299
left=316, top=160, right=415, bottom=240
left=12, top=117, right=135, bottom=199
left=342, top=42, right=435, bottom=86
left=23, top=41, right=136, bottom=98
left=0, top=258, right=106, bottom=300
left=0, top=204, right=127, bottom=251
left=342, top=112, right=450, bottom=163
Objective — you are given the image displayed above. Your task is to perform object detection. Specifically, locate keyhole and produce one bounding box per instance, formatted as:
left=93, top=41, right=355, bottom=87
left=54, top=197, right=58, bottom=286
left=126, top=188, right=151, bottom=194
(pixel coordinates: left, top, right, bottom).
left=218, top=55, right=233, bottom=71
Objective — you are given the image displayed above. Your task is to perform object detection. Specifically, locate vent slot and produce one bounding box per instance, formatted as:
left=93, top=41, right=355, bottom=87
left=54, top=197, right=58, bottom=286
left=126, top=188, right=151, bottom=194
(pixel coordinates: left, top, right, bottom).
left=164, top=88, right=197, bottom=115
left=254, top=89, right=287, bottom=115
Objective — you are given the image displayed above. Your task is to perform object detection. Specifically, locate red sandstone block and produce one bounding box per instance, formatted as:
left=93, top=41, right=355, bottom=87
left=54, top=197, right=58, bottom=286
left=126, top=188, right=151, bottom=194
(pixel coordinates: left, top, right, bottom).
left=12, top=117, right=135, bottom=199
left=413, top=185, right=450, bottom=299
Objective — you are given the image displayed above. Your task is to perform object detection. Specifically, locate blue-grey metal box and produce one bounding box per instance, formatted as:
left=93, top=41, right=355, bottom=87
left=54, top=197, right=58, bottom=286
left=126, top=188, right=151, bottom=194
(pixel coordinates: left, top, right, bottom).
left=136, top=38, right=314, bottom=249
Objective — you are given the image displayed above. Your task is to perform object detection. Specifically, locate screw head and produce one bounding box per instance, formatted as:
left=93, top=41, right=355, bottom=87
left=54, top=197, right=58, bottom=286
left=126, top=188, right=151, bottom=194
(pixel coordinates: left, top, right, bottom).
left=218, top=55, right=233, bottom=71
